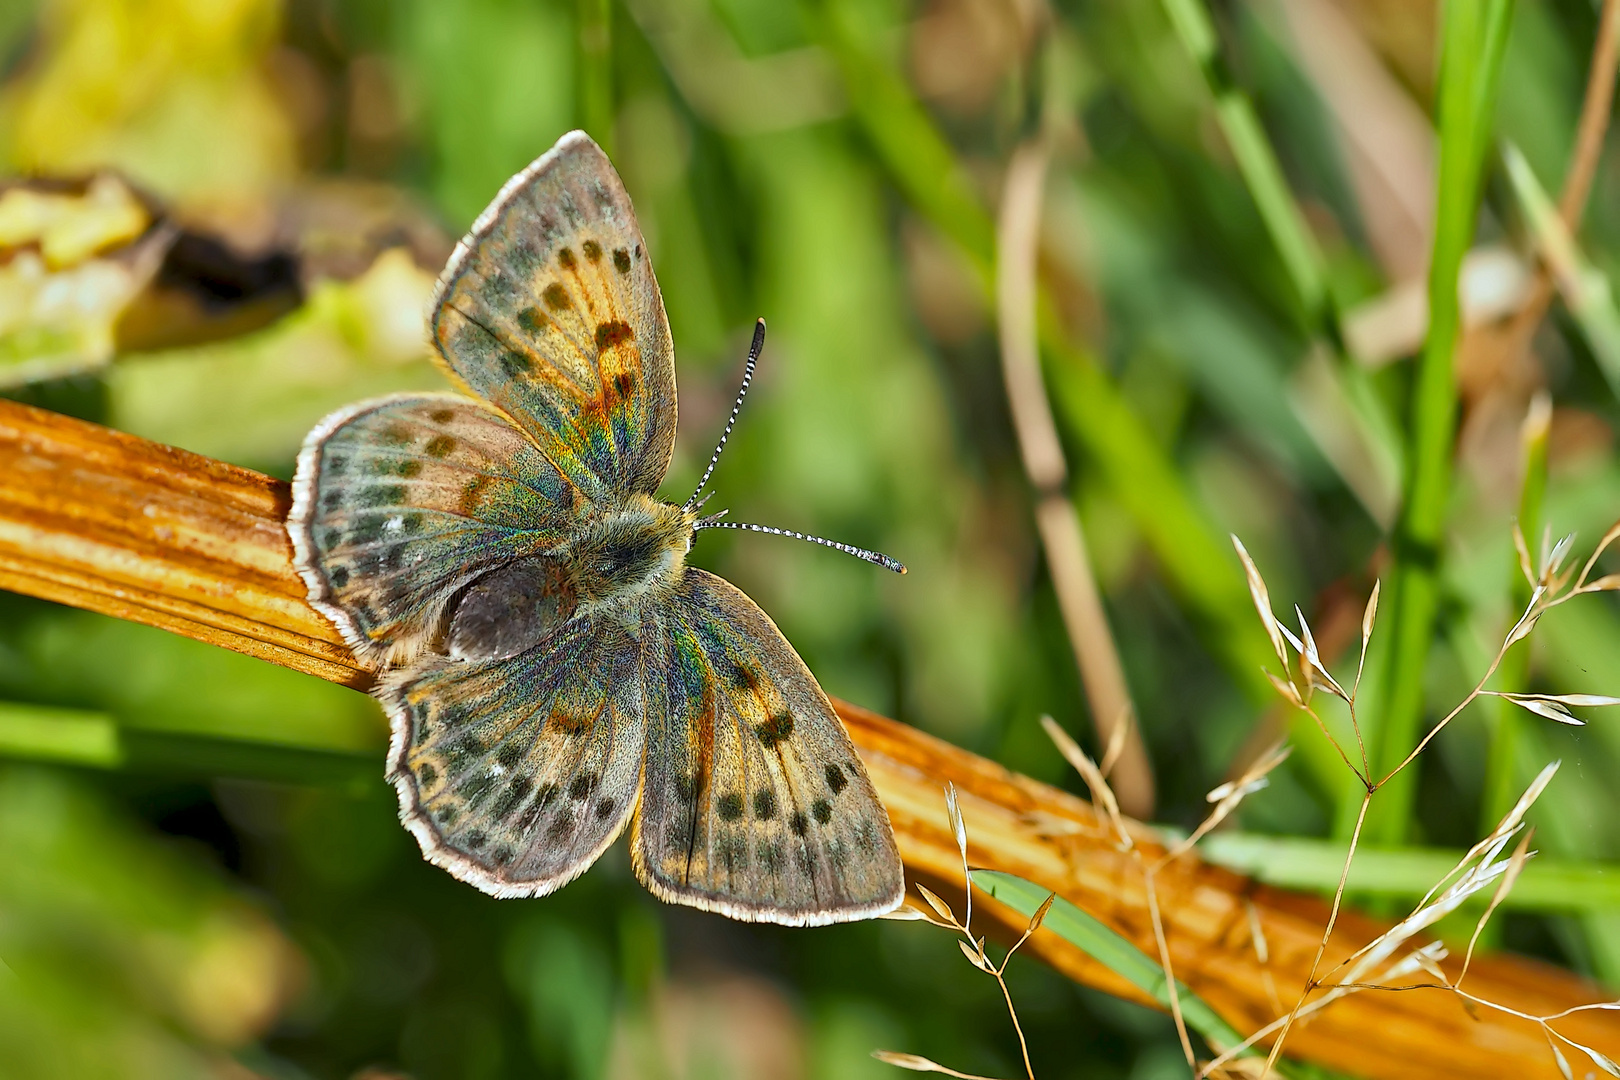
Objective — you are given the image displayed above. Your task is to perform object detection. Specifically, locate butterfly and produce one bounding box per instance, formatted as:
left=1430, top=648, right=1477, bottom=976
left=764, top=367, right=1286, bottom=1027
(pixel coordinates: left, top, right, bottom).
left=288, top=131, right=906, bottom=925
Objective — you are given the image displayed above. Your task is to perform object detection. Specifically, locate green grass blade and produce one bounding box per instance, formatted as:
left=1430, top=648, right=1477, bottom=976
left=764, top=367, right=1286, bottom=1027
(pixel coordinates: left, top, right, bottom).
left=0, top=697, right=375, bottom=783
left=0, top=702, right=122, bottom=768
left=1366, top=0, right=1517, bottom=845
left=972, top=869, right=1285, bottom=1069
left=1201, top=832, right=1620, bottom=912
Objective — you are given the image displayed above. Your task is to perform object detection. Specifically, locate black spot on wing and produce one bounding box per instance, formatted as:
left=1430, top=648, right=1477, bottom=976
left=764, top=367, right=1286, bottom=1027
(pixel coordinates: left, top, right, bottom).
left=557, top=248, right=577, bottom=270
left=812, top=798, right=832, bottom=824
left=612, top=248, right=631, bottom=274
left=788, top=811, right=808, bottom=837
left=493, top=776, right=533, bottom=820
left=582, top=239, right=602, bottom=261
left=824, top=763, right=848, bottom=794
left=753, top=789, right=777, bottom=820
left=546, top=810, right=576, bottom=840
left=425, top=435, right=457, bottom=458
left=543, top=283, right=571, bottom=311
left=517, top=306, right=548, bottom=334
left=718, top=792, right=743, bottom=821
left=756, top=711, right=793, bottom=748
left=595, top=320, right=633, bottom=351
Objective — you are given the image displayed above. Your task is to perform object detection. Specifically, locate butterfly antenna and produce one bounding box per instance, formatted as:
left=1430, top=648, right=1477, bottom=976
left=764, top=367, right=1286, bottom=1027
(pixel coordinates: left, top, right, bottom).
left=684, top=318, right=766, bottom=513
left=694, top=516, right=907, bottom=574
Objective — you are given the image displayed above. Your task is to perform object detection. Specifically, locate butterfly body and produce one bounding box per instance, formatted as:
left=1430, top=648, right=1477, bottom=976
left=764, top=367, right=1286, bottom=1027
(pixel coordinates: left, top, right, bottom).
left=563, top=494, right=695, bottom=607
left=289, top=131, right=904, bottom=925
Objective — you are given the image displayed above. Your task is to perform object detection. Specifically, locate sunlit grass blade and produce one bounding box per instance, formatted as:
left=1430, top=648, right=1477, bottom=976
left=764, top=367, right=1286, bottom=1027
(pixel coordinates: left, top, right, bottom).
left=972, top=869, right=1291, bottom=1073
left=1200, top=832, right=1620, bottom=912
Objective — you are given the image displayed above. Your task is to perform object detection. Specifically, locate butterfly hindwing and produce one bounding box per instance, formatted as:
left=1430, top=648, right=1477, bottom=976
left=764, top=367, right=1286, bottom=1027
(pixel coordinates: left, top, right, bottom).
left=381, top=613, right=647, bottom=897
left=432, top=131, right=676, bottom=501
left=633, top=570, right=905, bottom=925
left=289, top=393, right=590, bottom=665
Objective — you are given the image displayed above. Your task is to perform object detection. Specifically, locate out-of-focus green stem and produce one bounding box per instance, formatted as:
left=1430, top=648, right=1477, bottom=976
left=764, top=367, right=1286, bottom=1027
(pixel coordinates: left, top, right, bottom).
left=1366, top=0, right=1516, bottom=846
left=0, top=701, right=121, bottom=768
left=578, top=0, right=615, bottom=155
left=1481, top=401, right=1549, bottom=832
left=818, top=2, right=994, bottom=273
left=1159, top=0, right=1330, bottom=334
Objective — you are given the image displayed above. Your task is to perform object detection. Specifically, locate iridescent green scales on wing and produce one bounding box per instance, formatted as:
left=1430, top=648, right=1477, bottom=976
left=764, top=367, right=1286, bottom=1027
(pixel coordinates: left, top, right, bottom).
left=289, top=130, right=906, bottom=925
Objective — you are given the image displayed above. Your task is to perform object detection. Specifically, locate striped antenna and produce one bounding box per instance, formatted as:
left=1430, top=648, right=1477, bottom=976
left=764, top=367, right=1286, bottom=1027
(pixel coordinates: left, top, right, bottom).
left=695, top=516, right=906, bottom=575
left=684, top=319, right=765, bottom=512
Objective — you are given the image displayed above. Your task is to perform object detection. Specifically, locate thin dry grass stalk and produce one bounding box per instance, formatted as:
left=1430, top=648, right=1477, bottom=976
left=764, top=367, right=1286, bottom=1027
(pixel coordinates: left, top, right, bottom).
left=2, top=398, right=1618, bottom=1079
left=995, top=136, right=1153, bottom=819
left=1474, top=0, right=1620, bottom=385
left=878, top=786, right=1047, bottom=1080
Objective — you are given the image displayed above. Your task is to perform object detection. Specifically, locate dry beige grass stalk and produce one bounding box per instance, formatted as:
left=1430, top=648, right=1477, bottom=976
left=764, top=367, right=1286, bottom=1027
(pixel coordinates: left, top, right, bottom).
left=995, top=136, right=1153, bottom=819
left=3, top=397, right=1619, bottom=1079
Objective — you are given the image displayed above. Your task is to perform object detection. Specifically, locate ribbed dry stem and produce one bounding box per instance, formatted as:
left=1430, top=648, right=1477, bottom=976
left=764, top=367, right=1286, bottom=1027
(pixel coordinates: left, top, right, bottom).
left=996, top=137, right=1154, bottom=819
left=2, top=398, right=1618, bottom=1079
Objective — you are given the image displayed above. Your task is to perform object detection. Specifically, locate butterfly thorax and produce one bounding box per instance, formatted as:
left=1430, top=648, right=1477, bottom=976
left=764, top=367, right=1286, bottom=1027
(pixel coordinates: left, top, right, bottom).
left=564, top=493, right=695, bottom=608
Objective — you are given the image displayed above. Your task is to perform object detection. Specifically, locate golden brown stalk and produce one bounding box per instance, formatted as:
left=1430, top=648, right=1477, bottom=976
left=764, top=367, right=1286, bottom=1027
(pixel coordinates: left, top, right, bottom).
left=1, top=398, right=1616, bottom=1079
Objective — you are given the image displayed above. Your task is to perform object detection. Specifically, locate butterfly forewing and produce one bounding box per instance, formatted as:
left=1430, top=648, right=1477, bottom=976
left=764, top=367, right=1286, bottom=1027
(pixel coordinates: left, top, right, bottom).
left=432, top=131, right=676, bottom=501
left=633, top=571, right=905, bottom=925
left=290, top=394, right=591, bottom=665
left=380, top=614, right=647, bottom=897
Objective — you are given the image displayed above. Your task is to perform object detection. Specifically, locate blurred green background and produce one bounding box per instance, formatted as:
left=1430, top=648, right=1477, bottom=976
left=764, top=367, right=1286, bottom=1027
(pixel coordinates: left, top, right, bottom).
left=2, top=0, right=1620, bottom=1076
